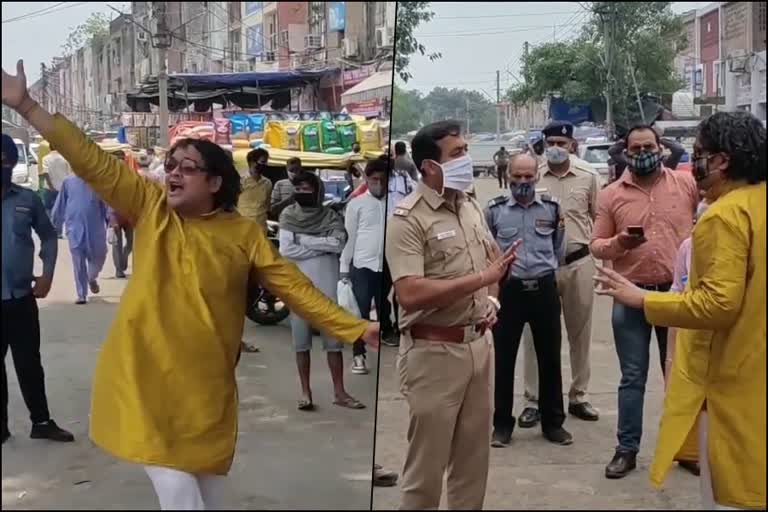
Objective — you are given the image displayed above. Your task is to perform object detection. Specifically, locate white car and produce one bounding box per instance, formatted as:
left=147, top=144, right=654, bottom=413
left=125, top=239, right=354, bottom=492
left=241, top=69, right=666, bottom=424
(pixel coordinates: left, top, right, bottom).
left=11, top=138, right=38, bottom=191
left=578, top=143, right=612, bottom=184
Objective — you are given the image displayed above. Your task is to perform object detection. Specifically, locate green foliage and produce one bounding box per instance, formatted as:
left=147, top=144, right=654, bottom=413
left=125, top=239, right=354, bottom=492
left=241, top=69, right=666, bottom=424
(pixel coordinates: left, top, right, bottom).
left=391, top=85, right=498, bottom=136
left=507, top=2, right=686, bottom=118
left=62, top=12, right=111, bottom=56
left=395, top=2, right=442, bottom=83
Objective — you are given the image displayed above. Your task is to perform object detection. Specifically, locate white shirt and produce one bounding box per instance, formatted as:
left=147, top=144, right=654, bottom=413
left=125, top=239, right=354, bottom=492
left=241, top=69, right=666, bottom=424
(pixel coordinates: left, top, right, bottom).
left=387, top=171, right=416, bottom=219
left=42, top=151, right=72, bottom=191
left=340, top=191, right=386, bottom=273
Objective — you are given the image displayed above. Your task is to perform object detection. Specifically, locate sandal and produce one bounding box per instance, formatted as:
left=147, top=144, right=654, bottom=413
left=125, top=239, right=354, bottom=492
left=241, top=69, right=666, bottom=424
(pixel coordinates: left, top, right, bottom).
left=241, top=341, right=260, bottom=353
left=297, top=398, right=315, bottom=411
left=333, top=397, right=366, bottom=410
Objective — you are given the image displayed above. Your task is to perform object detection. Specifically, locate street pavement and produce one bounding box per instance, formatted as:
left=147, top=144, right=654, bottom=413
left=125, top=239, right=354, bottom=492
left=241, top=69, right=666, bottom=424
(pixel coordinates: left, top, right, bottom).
left=2, top=238, right=378, bottom=510
left=372, top=177, right=701, bottom=510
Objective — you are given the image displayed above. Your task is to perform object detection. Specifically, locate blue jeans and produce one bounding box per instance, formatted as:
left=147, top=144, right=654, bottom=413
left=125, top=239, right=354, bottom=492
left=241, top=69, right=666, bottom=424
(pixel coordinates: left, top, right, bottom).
left=612, top=301, right=668, bottom=453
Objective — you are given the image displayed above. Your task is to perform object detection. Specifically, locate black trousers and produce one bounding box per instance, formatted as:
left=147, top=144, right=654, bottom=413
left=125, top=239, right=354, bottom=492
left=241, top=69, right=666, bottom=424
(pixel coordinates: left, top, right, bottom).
left=493, top=273, right=565, bottom=432
left=2, top=295, right=51, bottom=429
left=112, top=225, right=134, bottom=274
left=381, top=259, right=397, bottom=335
left=496, top=165, right=508, bottom=188
left=350, top=266, right=383, bottom=357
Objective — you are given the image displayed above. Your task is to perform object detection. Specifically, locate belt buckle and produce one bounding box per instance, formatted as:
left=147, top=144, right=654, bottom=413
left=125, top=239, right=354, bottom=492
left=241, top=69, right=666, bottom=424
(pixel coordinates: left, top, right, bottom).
left=522, top=279, right=539, bottom=292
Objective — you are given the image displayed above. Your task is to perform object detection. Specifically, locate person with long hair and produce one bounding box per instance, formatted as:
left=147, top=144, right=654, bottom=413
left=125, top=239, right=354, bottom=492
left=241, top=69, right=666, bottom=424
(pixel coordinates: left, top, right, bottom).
left=595, top=111, right=766, bottom=510
left=2, top=60, right=379, bottom=510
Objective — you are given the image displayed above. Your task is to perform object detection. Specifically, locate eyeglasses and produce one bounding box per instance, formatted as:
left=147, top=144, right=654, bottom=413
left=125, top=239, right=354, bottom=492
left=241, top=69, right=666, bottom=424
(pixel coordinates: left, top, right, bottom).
left=164, top=157, right=205, bottom=175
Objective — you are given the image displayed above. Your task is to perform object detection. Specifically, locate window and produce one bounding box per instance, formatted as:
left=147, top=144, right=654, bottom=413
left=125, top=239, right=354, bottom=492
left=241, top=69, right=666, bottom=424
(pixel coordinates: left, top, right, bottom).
left=309, top=2, right=326, bottom=35
left=707, top=22, right=712, bottom=33
left=375, top=2, right=386, bottom=28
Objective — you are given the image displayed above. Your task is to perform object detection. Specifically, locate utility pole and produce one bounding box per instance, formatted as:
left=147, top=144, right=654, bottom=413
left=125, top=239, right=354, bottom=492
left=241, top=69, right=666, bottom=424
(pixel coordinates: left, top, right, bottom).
left=601, top=3, right=615, bottom=140
left=496, top=69, right=501, bottom=141
left=523, top=41, right=531, bottom=130
left=40, top=63, right=48, bottom=113
left=466, top=97, right=471, bottom=136
left=628, top=53, right=645, bottom=123
left=152, top=1, right=172, bottom=147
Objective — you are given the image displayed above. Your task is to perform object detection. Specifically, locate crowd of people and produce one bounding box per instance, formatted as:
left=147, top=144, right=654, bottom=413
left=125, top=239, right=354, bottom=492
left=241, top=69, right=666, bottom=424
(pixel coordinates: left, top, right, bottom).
left=384, top=113, right=765, bottom=511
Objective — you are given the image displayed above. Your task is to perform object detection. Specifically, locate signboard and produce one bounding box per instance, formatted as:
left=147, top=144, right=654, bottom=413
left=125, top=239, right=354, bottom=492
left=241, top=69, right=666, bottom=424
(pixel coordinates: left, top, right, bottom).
left=328, top=2, right=346, bottom=32
left=343, top=64, right=376, bottom=87
left=245, top=2, right=263, bottom=16
left=246, top=24, right=264, bottom=58
left=345, top=98, right=383, bottom=117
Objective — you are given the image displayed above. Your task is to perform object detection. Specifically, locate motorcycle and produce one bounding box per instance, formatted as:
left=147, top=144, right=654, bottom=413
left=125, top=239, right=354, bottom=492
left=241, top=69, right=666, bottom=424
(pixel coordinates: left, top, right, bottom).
left=245, top=220, right=291, bottom=325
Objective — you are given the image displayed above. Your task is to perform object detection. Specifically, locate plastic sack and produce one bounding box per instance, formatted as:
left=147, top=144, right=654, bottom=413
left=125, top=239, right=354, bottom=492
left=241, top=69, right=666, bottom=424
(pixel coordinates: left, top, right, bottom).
left=213, top=118, right=232, bottom=146
left=337, top=280, right=361, bottom=318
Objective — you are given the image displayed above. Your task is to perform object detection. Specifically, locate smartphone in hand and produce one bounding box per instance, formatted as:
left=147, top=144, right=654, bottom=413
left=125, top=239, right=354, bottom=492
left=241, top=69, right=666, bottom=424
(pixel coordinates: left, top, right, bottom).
left=627, top=225, right=645, bottom=238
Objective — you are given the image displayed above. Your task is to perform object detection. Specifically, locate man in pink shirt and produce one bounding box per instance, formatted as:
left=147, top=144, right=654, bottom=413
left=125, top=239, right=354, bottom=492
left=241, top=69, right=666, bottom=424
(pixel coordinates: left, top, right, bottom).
left=590, top=124, right=699, bottom=480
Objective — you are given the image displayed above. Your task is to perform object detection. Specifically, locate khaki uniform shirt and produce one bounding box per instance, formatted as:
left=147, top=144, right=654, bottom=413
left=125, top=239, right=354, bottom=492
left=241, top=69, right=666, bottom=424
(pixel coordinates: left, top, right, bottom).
left=538, top=155, right=600, bottom=255
left=385, top=183, right=493, bottom=330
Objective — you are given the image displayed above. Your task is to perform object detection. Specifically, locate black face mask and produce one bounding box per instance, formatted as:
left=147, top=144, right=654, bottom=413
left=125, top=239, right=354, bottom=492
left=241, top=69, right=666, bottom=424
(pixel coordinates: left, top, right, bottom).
left=294, top=191, right=316, bottom=208
left=2, top=165, right=13, bottom=189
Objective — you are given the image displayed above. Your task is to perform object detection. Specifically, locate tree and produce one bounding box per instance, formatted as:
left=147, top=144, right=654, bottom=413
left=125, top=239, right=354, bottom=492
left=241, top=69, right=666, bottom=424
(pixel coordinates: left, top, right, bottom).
left=62, top=12, right=111, bottom=56
left=392, top=84, right=425, bottom=135
left=395, top=2, right=441, bottom=83
left=507, top=2, right=686, bottom=127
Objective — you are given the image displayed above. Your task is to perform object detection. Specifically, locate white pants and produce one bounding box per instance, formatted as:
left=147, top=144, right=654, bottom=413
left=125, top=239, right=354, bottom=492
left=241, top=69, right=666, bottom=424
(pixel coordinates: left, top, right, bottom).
left=698, top=411, right=744, bottom=510
left=144, top=466, right=225, bottom=510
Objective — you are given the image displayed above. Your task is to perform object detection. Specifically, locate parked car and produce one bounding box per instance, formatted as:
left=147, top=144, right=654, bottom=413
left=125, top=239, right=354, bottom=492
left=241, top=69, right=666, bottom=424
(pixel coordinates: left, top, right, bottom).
left=579, top=142, right=611, bottom=184
left=10, top=138, right=38, bottom=191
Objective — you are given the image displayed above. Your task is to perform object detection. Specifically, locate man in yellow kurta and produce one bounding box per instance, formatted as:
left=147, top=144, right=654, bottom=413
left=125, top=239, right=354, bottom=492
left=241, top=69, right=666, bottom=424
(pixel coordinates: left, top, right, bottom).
left=595, top=111, right=766, bottom=510
left=2, top=60, right=379, bottom=511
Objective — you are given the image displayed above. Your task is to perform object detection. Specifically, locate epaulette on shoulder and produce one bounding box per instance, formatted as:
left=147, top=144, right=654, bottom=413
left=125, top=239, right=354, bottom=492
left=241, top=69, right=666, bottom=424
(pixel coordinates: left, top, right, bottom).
left=487, top=195, right=509, bottom=208
left=540, top=194, right=560, bottom=204
left=392, top=190, right=422, bottom=217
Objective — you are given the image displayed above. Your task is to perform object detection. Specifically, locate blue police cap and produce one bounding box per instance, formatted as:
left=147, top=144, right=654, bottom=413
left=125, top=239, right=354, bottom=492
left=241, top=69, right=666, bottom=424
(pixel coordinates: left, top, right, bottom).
left=542, top=121, right=574, bottom=139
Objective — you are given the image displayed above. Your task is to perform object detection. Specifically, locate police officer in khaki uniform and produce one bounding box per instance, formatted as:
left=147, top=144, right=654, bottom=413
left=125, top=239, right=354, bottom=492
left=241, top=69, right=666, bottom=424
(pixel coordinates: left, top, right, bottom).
left=386, top=121, right=518, bottom=510
left=518, top=121, right=602, bottom=429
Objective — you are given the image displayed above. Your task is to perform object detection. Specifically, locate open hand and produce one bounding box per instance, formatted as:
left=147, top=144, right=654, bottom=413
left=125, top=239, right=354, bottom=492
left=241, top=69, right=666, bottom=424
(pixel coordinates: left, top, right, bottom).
left=32, top=274, right=52, bottom=299
left=360, top=322, right=380, bottom=351
left=2, top=60, right=29, bottom=109
left=593, top=266, right=647, bottom=309
left=484, top=239, right=521, bottom=285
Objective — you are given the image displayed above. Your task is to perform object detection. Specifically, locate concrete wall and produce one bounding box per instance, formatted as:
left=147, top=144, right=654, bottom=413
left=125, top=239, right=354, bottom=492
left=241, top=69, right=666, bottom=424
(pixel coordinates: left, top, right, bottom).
left=722, top=2, right=750, bottom=58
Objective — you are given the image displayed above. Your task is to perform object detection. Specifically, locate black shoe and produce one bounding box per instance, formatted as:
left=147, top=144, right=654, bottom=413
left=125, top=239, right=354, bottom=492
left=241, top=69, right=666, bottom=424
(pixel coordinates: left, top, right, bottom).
left=491, top=427, right=513, bottom=448
left=373, top=464, right=399, bottom=487
left=543, top=427, right=573, bottom=446
left=30, top=420, right=75, bottom=442
left=677, top=460, right=701, bottom=476
left=605, top=450, right=637, bottom=479
left=518, top=407, right=540, bottom=429
left=381, top=332, right=400, bottom=347
left=568, top=402, right=600, bottom=421
left=116, top=271, right=126, bottom=279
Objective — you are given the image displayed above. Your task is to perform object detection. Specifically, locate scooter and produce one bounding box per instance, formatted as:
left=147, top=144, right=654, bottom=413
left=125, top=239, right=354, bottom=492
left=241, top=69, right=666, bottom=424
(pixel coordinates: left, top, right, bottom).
left=245, top=220, right=291, bottom=325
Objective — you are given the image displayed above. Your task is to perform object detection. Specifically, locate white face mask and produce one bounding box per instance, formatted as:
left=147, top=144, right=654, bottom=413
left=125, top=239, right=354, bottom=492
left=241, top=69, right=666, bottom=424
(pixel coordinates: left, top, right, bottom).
left=433, top=155, right=474, bottom=195
left=545, top=146, right=570, bottom=165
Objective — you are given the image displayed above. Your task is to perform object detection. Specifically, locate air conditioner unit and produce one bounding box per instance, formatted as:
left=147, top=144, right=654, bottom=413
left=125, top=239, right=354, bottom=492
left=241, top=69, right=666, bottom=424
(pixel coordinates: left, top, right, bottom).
left=137, top=31, right=148, bottom=43
left=305, top=34, right=323, bottom=50
left=343, top=38, right=358, bottom=57
left=375, top=27, right=393, bottom=48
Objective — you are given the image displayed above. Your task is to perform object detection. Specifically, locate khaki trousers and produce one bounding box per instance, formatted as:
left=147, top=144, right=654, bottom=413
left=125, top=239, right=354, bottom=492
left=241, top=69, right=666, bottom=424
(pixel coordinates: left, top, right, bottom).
left=397, top=330, right=494, bottom=510
left=523, top=257, right=595, bottom=406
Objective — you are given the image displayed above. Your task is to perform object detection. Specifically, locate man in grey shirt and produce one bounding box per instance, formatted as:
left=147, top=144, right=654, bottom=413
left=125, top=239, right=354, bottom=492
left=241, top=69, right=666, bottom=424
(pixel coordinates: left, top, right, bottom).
left=393, top=141, right=419, bottom=182
left=270, top=157, right=303, bottom=219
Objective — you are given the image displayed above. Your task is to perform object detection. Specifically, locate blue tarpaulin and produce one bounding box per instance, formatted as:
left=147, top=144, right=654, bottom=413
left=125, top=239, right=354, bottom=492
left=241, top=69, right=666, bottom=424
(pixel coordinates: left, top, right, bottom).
left=168, top=70, right=337, bottom=90
left=549, top=97, right=593, bottom=125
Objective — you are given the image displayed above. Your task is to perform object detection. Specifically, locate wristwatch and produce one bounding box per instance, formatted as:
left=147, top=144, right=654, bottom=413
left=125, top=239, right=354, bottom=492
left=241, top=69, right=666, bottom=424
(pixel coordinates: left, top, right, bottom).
left=487, top=296, right=501, bottom=312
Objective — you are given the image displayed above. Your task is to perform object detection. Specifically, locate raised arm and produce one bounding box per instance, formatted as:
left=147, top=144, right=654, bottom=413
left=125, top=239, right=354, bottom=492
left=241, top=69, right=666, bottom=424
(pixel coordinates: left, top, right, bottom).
left=2, top=61, right=160, bottom=220
left=253, top=229, right=368, bottom=344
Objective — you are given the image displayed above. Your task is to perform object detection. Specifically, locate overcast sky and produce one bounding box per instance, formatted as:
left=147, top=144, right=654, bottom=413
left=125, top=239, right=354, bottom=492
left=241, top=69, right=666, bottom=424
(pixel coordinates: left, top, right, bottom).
left=2, top=1, right=710, bottom=89
left=401, top=1, right=712, bottom=96
left=2, top=2, right=129, bottom=83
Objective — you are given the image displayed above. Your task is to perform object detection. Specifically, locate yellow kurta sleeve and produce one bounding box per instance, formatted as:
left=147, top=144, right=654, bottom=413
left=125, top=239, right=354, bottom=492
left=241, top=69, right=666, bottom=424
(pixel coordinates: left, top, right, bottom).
left=644, top=208, right=749, bottom=330
left=249, top=228, right=368, bottom=344
left=40, top=115, right=162, bottom=220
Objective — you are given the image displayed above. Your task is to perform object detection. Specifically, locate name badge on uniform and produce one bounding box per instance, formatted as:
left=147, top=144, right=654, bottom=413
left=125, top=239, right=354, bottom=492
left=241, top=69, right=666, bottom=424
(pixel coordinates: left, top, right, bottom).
left=436, top=230, right=456, bottom=241
left=536, top=219, right=555, bottom=229
left=15, top=206, right=31, bottom=213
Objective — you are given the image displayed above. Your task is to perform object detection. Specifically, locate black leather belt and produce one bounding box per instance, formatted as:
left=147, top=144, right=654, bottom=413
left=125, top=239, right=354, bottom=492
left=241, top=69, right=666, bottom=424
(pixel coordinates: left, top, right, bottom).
left=565, top=246, right=590, bottom=265
left=634, top=282, right=672, bottom=292
left=508, top=272, right=555, bottom=292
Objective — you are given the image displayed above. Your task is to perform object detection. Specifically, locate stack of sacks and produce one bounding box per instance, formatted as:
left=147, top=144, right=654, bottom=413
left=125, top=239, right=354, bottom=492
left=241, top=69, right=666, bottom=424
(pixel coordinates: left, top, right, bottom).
left=301, top=122, right=321, bottom=152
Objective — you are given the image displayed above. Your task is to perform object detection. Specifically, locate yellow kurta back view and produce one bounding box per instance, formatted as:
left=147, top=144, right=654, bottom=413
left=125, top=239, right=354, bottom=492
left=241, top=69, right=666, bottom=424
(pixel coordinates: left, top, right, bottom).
left=43, top=116, right=368, bottom=475
left=644, top=182, right=766, bottom=509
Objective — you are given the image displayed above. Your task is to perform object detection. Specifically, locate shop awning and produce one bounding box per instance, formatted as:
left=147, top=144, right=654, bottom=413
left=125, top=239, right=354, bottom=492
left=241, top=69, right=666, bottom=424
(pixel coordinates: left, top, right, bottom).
left=341, top=71, right=393, bottom=106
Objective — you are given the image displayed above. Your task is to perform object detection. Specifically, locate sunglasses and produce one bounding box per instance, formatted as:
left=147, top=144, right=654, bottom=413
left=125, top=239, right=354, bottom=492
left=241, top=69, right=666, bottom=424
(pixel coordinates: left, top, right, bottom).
left=164, top=157, right=206, bottom=176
